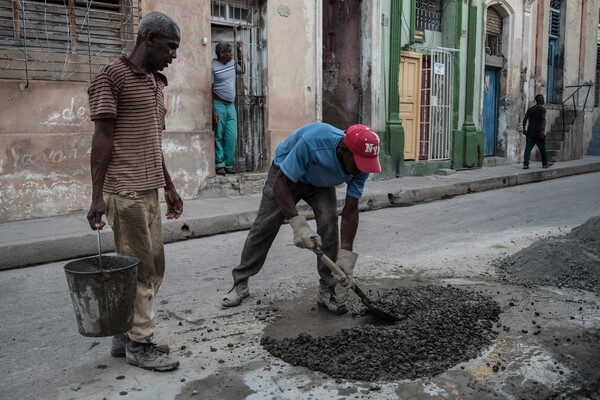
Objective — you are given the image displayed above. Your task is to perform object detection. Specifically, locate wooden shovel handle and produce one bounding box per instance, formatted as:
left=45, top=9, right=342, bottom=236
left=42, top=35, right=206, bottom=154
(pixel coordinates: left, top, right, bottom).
left=312, top=247, right=368, bottom=302
left=313, top=247, right=348, bottom=281
left=312, top=247, right=399, bottom=322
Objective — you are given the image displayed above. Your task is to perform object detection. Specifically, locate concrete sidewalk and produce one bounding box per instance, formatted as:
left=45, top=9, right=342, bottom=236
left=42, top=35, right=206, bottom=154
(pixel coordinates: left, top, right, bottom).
left=2, top=156, right=600, bottom=270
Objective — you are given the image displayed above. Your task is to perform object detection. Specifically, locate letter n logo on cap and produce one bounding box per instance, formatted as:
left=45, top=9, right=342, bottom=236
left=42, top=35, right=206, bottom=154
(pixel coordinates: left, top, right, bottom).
left=365, top=143, right=379, bottom=156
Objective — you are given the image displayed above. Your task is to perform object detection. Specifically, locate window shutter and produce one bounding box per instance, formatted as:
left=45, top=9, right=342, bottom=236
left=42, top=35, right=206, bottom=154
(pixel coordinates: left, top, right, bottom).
left=0, top=0, right=139, bottom=82
left=549, top=0, right=561, bottom=39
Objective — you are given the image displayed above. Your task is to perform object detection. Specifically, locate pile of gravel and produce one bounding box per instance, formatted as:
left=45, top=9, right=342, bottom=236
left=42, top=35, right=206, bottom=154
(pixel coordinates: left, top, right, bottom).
left=497, top=216, right=600, bottom=293
left=261, top=285, right=501, bottom=381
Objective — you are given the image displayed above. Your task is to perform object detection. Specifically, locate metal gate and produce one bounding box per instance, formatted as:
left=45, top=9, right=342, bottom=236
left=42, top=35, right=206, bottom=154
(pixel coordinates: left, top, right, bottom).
left=211, top=0, right=267, bottom=172
left=428, top=48, right=453, bottom=161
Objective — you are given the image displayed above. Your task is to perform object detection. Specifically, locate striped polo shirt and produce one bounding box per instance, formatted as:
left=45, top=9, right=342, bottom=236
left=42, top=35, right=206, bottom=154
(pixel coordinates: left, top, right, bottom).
left=88, top=56, right=168, bottom=194
left=211, top=58, right=241, bottom=102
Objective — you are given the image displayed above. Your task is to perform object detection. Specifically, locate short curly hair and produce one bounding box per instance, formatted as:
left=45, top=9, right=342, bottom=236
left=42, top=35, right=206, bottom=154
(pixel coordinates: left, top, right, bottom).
left=137, top=12, right=180, bottom=44
left=215, top=42, right=232, bottom=57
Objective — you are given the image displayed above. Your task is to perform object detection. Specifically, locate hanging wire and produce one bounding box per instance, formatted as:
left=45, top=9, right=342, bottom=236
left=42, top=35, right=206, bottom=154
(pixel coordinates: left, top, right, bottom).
left=60, top=0, right=72, bottom=80
left=20, top=0, right=29, bottom=88
left=85, top=0, right=93, bottom=80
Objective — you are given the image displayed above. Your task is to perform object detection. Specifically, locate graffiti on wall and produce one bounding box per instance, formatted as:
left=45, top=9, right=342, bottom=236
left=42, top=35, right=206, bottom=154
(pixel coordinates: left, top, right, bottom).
left=2, top=138, right=90, bottom=175
left=42, top=97, right=90, bottom=127
left=166, top=94, right=181, bottom=117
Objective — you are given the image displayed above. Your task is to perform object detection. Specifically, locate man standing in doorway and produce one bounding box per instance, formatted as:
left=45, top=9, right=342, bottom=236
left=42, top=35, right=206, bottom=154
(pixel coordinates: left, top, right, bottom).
left=212, top=41, right=245, bottom=175
left=87, top=12, right=183, bottom=371
left=522, top=94, right=554, bottom=169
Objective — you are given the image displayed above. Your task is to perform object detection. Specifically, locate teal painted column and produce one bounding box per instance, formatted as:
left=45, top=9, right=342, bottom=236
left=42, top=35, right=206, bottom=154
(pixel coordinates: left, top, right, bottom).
left=451, top=0, right=464, bottom=169
left=381, top=0, right=404, bottom=178
left=461, top=1, right=484, bottom=168
left=409, top=0, right=416, bottom=45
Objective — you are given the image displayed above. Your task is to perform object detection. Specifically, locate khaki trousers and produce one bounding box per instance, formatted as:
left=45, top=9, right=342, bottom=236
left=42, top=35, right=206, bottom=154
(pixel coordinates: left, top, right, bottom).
left=105, top=189, right=165, bottom=343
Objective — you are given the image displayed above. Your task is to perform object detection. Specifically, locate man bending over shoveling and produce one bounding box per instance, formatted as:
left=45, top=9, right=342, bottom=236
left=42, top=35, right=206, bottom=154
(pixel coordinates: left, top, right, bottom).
left=222, top=122, right=381, bottom=314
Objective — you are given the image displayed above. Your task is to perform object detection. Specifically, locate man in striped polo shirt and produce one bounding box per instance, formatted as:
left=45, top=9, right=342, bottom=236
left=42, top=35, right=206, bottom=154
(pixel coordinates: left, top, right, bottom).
left=87, top=12, right=183, bottom=372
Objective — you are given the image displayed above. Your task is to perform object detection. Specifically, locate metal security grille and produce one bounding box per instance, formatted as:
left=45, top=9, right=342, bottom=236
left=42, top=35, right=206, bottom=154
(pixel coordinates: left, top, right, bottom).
left=549, top=0, right=562, bottom=39
left=419, top=55, right=431, bottom=160
left=428, top=48, right=453, bottom=161
left=235, top=25, right=266, bottom=171
left=210, top=0, right=267, bottom=172
left=595, top=23, right=600, bottom=108
left=485, top=8, right=502, bottom=56
left=0, top=0, right=139, bottom=82
left=211, top=0, right=258, bottom=26
left=416, top=0, right=442, bottom=32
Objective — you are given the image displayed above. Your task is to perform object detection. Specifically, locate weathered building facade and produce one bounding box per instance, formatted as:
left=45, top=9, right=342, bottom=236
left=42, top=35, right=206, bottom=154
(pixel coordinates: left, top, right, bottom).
left=388, top=0, right=600, bottom=177
left=1, top=0, right=599, bottom=223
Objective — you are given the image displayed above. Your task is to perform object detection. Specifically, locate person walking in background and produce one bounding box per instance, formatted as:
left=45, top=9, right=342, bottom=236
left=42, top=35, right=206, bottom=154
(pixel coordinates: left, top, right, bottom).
left=212, top=41, right=245, bottom=175
left=87, top=11, right=183, bottom=372
left=522, top=94, right=554, bottom=169
left=221, top=122, right=381, bottom=315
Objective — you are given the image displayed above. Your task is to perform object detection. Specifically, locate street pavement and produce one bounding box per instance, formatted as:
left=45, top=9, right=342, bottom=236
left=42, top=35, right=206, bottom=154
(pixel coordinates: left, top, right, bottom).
left=2, top=156, right=600, bottom=270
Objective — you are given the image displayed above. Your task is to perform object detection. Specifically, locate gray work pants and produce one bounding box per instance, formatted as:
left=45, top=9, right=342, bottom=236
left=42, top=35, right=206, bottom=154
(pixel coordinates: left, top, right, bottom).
left=231, top=164, right=339, bottom=293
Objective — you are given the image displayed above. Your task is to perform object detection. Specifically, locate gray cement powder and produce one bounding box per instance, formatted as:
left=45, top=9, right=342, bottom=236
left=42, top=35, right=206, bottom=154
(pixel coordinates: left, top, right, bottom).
left=261, top=285, right=501, bottom=381
left=497, top=215, right=600, bottom=293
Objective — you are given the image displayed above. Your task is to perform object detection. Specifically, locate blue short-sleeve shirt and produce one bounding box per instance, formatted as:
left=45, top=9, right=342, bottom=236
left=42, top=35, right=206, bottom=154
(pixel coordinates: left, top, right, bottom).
left=273, top=123, right=369, bottom=199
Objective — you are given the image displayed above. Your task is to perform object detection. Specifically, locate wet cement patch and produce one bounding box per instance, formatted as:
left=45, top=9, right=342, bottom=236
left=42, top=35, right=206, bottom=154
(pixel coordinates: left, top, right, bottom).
left=261, top=285, right=501, bottom=382
left=175, top=368, right=255, bottom=399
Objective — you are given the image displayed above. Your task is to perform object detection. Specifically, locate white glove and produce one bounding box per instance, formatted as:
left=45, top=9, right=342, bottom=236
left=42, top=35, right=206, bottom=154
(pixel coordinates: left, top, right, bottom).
left=333, top=249, right=358, bottom=288
left=289, top=216, right=321, bottom=250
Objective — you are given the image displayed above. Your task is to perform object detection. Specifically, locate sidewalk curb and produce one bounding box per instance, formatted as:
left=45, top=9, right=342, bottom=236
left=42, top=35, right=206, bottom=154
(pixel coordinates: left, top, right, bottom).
left=2, top=160, right=599, bottom=270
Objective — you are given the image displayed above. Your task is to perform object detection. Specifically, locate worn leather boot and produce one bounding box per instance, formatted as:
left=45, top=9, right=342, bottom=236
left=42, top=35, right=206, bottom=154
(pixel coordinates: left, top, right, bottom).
left=221, top=280, right=250, bottom=307
left=317, top=287, right=348, bottom=315
left=111, top=333, right=169, bottom=357
left=125, top=340, right=179, bottom=371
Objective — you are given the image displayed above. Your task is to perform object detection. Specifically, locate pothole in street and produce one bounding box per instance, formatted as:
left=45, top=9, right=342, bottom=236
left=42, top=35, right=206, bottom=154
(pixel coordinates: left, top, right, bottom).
left=259, top=216, right=600, bottom=386
left=261, top=285, right=501, bottom=382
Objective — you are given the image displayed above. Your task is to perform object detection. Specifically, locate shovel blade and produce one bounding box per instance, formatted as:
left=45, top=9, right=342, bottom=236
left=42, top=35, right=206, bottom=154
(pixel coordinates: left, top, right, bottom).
left=352, top=285, right=400, bottom=322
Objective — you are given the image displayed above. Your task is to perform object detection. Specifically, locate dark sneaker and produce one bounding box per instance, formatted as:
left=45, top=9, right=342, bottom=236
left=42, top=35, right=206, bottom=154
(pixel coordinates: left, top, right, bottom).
left=216, top=168, right=226, bottom=176
left=523, top=165, right=529, bottom=169
left=111, top=333, right=169, bottom=358
left=317, top=288, right=348, bottom=315
left=126, top=341, right=179, bottom=371
left=542, top=162, right=554, bottom=168
left=222, top=281, right=250, bottom=307
left=225, top=168, right=236, bottom=174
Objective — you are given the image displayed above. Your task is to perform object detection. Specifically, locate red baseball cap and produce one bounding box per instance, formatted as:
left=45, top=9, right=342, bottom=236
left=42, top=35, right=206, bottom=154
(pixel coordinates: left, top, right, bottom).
left=343, top=124, right=381, bottom=173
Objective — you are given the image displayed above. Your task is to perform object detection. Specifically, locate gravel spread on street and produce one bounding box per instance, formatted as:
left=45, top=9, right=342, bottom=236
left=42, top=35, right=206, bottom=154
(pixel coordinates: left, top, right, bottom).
left=261, top=285, right=501, bottom=381
left=262, top=217, right=600, bottom=382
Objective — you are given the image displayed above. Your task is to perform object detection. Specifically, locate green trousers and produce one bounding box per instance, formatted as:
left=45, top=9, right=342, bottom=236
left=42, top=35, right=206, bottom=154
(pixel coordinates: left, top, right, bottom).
left=523, top=136, right=548, bottom=166
left=213, top=99, right=237, bottom=169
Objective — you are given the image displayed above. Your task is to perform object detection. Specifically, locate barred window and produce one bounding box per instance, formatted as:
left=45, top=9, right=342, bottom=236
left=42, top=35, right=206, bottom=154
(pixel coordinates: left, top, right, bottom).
left=211, top=0, right=255, bottom=26
left=416, top=0, right=442, bottom=32
left=0, top=0, right=139, bottom=82
left=485, top=8, right=502, bottom=56
left=549, top=0, right=562, bottom=39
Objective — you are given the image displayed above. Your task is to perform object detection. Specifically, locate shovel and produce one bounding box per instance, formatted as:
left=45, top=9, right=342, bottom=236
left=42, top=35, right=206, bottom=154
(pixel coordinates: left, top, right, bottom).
left=312, top=247, right=399, bottom=322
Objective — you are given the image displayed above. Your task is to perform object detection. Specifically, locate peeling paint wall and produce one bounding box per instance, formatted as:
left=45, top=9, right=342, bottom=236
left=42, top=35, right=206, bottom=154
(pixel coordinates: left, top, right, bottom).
left=0, top=1, right=213, bottom=223
left=484, top=0, right=599, bottom=165
left=265, top=1, right=320, bottom=154
left=322, top=0, right=361, bottom=128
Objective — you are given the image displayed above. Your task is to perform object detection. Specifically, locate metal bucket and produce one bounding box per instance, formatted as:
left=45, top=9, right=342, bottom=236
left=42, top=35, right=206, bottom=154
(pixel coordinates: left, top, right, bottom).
left=64, top=255, right=138, bottom=337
